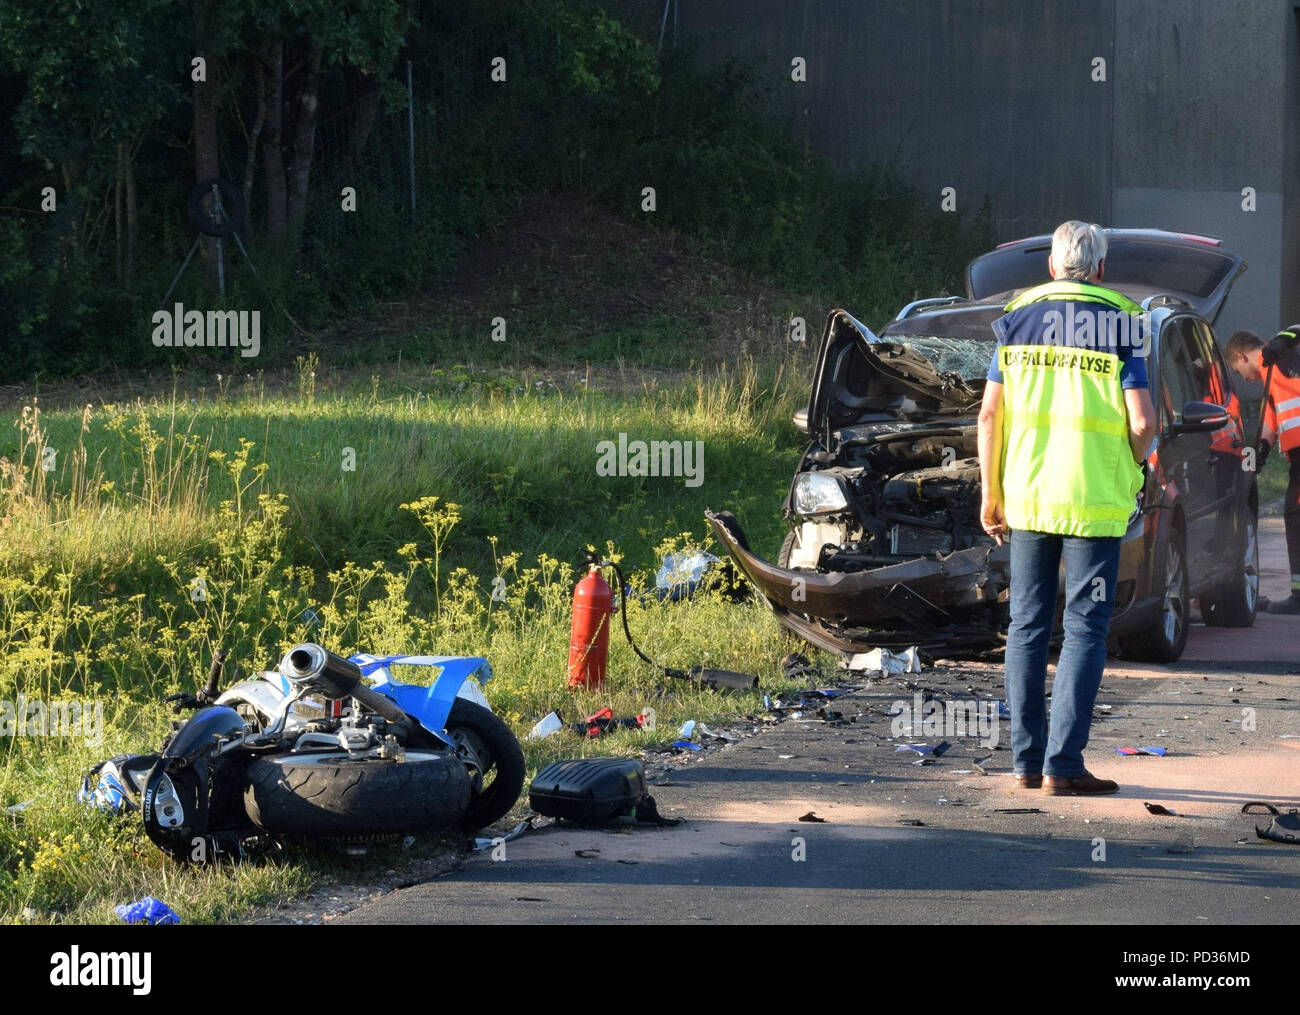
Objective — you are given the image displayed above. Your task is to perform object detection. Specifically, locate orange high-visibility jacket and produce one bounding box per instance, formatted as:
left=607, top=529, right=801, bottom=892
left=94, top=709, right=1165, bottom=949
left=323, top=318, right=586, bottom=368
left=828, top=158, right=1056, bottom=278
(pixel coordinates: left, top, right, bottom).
left=1264, top=361, right=1300, bottom=454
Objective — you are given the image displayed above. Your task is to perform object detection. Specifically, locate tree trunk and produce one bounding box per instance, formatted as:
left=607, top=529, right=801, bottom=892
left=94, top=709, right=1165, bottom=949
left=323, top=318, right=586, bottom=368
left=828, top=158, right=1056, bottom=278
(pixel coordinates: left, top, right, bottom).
left=192, top=3, right=222, bottom=289
left=263, top=39, right=287, bottom=241
left=114, top=142, right=124, bottom=285
left=286, top=43, right=323, bottom=252
left=243, top=42, right=268, bottom=216
left=124, top=137, right=138, bottom=288
left=348, top=70, right=383, bottom=163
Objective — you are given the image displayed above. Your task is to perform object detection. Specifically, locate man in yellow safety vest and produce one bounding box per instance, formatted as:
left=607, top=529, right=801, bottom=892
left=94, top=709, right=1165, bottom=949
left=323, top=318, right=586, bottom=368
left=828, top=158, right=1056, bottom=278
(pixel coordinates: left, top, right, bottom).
left=977, top=221, right=1157, bottom=795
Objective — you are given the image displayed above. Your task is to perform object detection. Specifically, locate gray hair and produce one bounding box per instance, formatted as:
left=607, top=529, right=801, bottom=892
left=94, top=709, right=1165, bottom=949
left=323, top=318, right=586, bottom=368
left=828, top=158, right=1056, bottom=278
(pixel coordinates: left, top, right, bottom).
left=1051, top=220, right=1107, bottom=280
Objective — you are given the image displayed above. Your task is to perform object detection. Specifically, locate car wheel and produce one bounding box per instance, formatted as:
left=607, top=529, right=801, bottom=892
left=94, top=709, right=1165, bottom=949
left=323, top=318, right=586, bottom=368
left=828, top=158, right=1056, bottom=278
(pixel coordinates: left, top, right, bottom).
left=1200, top=515, right=1259, bottom=627
left=1117, top=523, right=1190, bottom=663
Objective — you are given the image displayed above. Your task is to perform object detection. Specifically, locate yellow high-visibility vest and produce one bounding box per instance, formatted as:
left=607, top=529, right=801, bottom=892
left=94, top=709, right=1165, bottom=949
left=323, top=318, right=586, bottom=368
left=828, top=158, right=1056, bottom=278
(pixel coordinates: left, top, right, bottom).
left=996, top=281, right=1144, bottom=538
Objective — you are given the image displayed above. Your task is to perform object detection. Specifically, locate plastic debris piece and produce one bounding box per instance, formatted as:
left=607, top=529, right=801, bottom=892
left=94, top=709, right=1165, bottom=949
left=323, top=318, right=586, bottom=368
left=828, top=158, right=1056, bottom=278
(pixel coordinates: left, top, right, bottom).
left=952, top=769, right=973, bottom=774
left=1144, top=802, right=1179, bottom=816
left=1116, top=746, right=1168, bottom=756
left=569, top=707, right=648, bottom=739
left=798, top=811, right=826, bottom=823
left=473, top=818, right=533, bottom=851
left=895, top=741, right=951, bottom=757
left=672, top=740, right=702, bottom=751
left=843, top=646, right=921, bottom=674
left=678, top=719, right=697, bottom=739
left=526, top=711, right=564, bottom=740
left=696, top=723, right=737, bottom=741
left=656, top=551, right=720, bottom=602
left=114, top=897, right=180, bottom=925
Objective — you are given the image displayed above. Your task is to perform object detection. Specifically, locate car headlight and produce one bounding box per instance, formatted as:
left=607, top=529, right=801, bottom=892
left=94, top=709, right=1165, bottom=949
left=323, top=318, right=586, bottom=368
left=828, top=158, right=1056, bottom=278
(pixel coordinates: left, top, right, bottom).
left=793, top=472, right=849, bottom=516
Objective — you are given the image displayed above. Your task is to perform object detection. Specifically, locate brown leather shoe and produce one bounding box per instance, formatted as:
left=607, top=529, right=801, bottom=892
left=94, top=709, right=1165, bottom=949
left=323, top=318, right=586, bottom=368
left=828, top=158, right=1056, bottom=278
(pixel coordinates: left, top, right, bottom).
left=1013, top=773, right=1042, bottom=788
left=1043, top=771, right=1119, bottom=795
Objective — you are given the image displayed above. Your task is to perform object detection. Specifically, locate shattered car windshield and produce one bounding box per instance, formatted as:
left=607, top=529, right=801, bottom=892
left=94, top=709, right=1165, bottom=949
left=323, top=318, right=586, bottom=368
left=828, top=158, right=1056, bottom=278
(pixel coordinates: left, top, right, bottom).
left=875, top=335, right=994, bottom=381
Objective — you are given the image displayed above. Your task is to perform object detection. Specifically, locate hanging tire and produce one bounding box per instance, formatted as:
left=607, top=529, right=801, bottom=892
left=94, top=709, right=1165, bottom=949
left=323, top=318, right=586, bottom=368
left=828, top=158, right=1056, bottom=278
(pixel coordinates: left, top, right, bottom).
left=1201, top=515, right=1259, bottom=627
left=188, top=178, right=245, bottom=237
left=445, top=699, right=525, bottom=832
left=1117, top=523, right=1190, bottom=663
left=243, top=749, right=471, bottom=839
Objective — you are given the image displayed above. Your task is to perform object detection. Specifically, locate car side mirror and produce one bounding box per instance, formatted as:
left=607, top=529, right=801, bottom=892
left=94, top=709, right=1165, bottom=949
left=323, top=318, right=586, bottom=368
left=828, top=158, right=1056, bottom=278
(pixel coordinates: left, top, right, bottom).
left=1172, top=400, right=1230, bottom=433
left=793, top=407, right=809, bottom=433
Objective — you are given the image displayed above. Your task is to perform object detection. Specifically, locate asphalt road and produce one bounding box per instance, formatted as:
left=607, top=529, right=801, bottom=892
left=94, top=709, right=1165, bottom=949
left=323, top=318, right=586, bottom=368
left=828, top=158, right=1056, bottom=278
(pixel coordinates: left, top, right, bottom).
left=340, top=519, right=1300, bottom=925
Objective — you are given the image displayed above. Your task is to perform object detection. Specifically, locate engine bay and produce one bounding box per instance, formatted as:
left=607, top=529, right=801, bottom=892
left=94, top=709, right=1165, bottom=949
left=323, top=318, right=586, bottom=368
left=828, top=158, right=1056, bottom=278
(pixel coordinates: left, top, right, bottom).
left=788, top=430, right=992, bottom=571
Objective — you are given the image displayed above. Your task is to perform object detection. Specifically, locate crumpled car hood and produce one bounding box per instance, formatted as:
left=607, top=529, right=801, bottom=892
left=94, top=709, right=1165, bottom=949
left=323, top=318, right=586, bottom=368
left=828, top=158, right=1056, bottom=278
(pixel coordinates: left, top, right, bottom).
left=807, top=309, right=980, bottom=435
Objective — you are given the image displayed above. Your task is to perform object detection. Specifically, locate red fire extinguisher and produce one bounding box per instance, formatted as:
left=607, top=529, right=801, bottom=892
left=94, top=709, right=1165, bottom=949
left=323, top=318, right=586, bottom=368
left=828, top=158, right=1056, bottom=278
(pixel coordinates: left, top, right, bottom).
left=568, top=562, right=611, bottom=690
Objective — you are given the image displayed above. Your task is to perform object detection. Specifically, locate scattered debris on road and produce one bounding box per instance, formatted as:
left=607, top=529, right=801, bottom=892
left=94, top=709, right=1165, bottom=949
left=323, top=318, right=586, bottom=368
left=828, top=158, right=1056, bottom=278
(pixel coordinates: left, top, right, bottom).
left=844, top=646, right=922, bottom=674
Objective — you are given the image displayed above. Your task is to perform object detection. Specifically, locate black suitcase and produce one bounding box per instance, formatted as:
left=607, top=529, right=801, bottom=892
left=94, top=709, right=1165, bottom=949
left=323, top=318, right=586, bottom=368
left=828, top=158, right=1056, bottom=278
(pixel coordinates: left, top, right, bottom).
left=529, top=757, right=674, bottom=825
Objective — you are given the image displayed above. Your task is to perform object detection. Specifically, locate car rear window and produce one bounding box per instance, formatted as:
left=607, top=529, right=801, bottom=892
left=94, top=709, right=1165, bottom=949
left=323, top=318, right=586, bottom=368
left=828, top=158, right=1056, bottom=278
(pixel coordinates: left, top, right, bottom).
left=969, top=239, right=1238, bottom=301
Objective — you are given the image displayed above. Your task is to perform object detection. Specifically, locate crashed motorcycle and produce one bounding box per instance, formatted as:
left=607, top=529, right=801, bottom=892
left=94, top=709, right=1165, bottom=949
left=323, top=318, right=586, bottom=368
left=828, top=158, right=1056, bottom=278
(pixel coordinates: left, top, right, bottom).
left=81, top=643, right=524, bottom=862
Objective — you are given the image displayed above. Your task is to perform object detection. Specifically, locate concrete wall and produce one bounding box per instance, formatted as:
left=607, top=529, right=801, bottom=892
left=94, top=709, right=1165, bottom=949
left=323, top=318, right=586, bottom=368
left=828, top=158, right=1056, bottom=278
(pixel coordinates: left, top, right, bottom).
left=1111, top=0, right=1289, bottom=340
left=637, top=0, right=1295, bottom=339
left=675, top=0, right=1114, bottom=237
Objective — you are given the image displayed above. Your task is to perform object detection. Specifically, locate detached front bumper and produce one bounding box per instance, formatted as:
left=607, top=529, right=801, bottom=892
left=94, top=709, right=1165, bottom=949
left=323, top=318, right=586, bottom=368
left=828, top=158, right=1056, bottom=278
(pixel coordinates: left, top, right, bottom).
left=705, top=509, right=1010, bottom=655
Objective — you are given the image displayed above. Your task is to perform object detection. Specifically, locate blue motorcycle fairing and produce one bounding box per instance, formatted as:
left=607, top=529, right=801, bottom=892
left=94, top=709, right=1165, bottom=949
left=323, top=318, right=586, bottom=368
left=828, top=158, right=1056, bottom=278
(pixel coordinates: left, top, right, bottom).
left=162, top=705, right=246, bottom=761
left=350, top=654, right=491, bottom=735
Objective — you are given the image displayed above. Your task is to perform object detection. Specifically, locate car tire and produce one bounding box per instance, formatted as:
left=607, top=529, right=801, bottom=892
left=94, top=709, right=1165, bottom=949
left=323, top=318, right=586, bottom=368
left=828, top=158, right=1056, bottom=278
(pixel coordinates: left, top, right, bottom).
left=1200, top=515, right=1259, bottom=627
left=778, top=528, right=798, bottom=569
left=1117, top=523, right=1190, bottom=663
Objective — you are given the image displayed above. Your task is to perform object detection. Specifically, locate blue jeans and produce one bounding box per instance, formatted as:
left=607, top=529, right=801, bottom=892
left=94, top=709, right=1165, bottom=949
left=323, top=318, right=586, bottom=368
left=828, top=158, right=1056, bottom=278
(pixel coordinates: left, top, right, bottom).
left=1004, top=529, right=1121, bottom=778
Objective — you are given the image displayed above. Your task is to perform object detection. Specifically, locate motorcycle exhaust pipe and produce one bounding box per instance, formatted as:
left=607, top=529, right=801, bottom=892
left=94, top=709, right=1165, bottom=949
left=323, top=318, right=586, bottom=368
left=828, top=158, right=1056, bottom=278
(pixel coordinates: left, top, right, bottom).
left=279, top=643, right=408, bottom=726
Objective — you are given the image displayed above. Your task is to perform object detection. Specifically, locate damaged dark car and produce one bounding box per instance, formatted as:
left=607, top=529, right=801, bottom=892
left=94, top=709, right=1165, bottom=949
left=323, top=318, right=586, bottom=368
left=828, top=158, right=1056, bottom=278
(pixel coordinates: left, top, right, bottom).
left=708, top=230, right=1259, bottom=662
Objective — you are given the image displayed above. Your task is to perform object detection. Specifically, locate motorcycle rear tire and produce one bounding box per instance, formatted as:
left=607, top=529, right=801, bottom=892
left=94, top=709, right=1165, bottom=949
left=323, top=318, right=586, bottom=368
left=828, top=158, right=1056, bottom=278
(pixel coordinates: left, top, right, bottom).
left=243, top=749, right=471, bottom=839
left=446, top=699, right=525, bottom=832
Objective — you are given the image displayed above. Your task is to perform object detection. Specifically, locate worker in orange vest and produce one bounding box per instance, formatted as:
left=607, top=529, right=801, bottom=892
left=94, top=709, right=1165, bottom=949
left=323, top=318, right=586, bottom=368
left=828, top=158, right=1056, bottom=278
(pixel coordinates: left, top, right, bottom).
left=1226, top=328, right=1300, bottom=614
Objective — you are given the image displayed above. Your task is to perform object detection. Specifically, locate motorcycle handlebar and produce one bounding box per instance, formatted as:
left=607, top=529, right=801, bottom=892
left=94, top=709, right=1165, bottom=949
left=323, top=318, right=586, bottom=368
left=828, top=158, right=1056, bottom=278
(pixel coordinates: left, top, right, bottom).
left=202, top=649, right=227, bottom=701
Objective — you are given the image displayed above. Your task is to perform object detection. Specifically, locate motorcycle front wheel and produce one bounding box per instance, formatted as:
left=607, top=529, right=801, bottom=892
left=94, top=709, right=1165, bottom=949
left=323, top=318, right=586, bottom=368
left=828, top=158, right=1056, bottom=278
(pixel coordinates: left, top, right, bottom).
left=244, top=749, right=471, bottom=839
left=445, top=699, right=525, bottom=832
